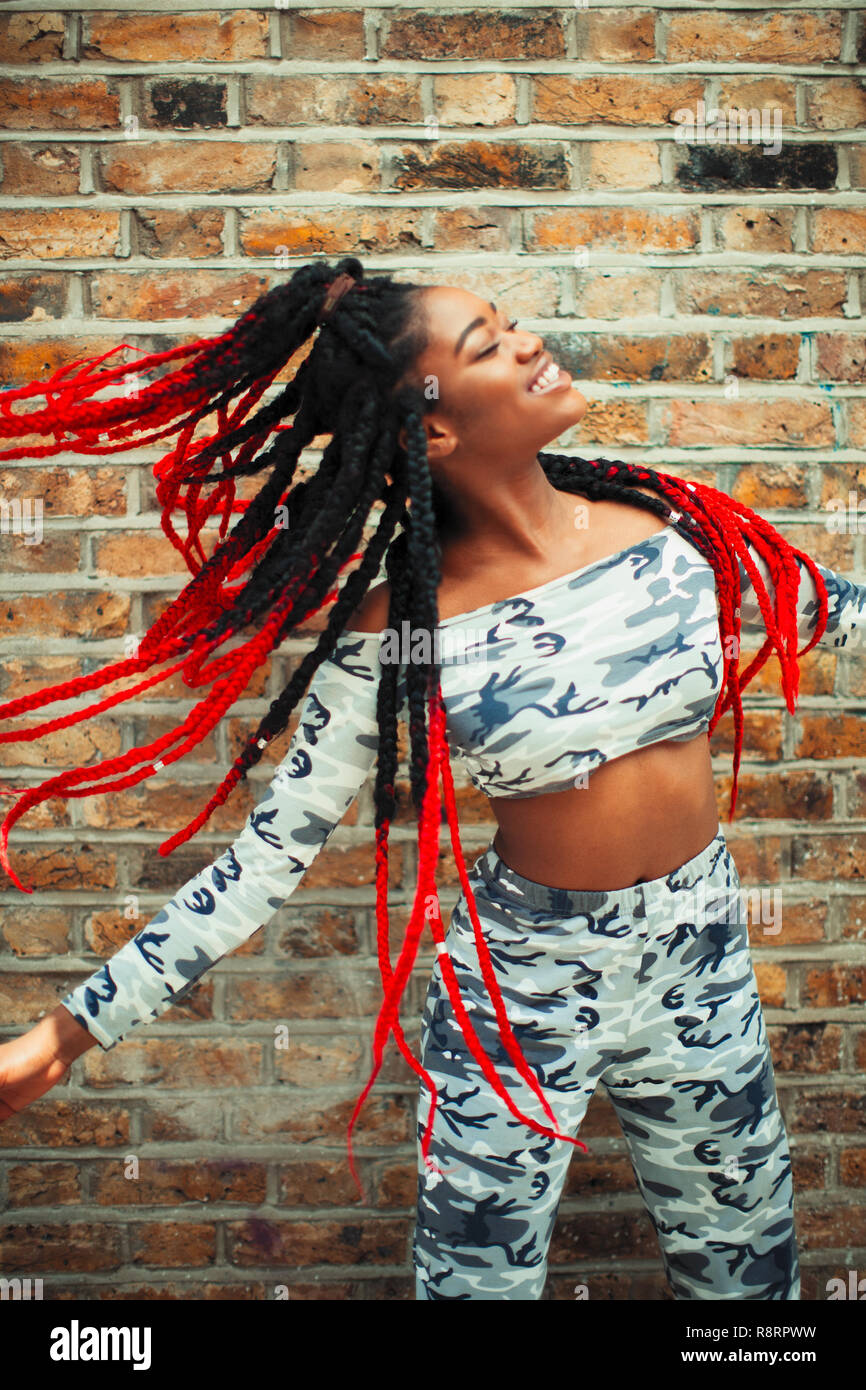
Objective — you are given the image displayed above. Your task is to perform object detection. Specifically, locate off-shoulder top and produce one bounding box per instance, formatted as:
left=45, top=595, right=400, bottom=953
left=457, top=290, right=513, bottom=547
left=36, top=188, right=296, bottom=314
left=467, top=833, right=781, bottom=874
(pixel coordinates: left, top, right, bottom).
left=61, top=520, right=866, bottom=1049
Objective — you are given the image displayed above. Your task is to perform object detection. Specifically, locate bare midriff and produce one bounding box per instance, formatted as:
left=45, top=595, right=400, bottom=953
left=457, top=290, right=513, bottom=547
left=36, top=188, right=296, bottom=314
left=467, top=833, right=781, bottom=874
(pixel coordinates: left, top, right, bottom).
left=489, top=731, right=719, bottom=891
left=433, top=486, right=721, bottom=893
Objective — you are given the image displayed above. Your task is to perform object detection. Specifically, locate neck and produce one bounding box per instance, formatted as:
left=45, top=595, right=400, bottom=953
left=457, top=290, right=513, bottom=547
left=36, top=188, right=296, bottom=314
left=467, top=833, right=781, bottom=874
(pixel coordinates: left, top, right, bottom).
left=435, top=459, right=570, bottom=561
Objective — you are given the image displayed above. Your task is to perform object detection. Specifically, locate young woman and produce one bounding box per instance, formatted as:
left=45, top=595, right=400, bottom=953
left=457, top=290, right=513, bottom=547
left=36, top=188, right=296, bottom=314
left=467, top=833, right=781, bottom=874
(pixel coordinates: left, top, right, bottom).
left=1, top=255, right=864, bottom=1301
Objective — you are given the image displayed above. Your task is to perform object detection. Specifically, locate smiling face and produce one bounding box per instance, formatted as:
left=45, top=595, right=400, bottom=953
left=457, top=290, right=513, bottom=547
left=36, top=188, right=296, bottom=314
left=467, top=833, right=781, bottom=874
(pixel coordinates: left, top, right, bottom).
left=398, top=285, right=588, bottom=477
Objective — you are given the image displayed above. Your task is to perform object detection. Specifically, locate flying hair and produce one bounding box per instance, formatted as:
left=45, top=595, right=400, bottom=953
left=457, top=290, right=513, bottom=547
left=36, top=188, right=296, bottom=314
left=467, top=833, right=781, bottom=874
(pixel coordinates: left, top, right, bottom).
left=0, top=255, right=830, bottom=1200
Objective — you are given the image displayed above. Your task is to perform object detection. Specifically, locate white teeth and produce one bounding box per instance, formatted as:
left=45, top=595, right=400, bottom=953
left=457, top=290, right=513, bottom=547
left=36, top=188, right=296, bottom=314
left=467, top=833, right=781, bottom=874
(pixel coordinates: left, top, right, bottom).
left=530, top=362, right=561, bottom=393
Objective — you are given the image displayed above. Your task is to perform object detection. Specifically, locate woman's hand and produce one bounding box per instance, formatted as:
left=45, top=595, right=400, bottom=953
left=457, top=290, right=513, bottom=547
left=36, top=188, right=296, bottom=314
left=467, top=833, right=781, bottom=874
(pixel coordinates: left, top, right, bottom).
left=0, top=1004, right=97, bottom=1123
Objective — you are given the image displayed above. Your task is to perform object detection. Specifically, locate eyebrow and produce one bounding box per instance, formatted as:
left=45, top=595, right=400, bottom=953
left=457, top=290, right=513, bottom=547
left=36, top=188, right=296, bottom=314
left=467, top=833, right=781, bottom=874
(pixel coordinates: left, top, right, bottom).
left=454, top=300, right=498, bottom=356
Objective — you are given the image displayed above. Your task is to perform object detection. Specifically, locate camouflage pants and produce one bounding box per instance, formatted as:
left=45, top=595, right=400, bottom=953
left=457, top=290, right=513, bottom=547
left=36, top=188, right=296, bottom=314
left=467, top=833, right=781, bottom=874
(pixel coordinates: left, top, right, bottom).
left=413, top=828, right=800, bottom=1301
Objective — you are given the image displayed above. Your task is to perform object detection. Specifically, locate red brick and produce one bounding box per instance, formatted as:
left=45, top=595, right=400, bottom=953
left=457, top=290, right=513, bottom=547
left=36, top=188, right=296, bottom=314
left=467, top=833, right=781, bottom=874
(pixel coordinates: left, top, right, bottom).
left=807, top=80, right=866, bottom=131
left=239, top=206, right=425, bottom=259
left=729, top=333, right=800, bottom=379
left=815, top=335, right=866, bottom=383
left=250, top=73, right=424, bottom=126
left=663, top=399, right=833, bottom=448
left=82, top=11, right=268, bottom=63
left=812, top=209, right=866, bottom=255
left=715, top=206, right=794, bottom=253
left=0, top=1224, right=122, bottom=1272
left=667, top=12, right=841, bottom=63
left=0, top=210, right=120, bottom=260
left=715, top=76, right=798, bottom=125
left=0, top=77, right=119, bottom=129
left=380, top=10, right=563, bottom=60
left=534, top=75, right=703, bottom=125
left=532, top=206, right=699, bottom=255
left=0, top=143, right=79, bottom=195
left=135, top=207, right=225, bottom=258
left=675, top=269, right=846, bottom=319
left=228, top=1216, right=406, bottom=1267
left=0, top=12, right=65, bottom=65
left=99, top=142, right=277, bottom=196
left=574, top=9, right=655, bottom=62
left=284, top=9, right=365, bottom=60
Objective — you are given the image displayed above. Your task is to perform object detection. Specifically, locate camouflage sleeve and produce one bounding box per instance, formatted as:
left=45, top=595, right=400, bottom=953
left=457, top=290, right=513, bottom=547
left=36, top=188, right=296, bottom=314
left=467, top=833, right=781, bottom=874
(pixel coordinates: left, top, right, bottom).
left=59, top=631, right=383, bottom=1050
left=736, top=543, right=866, bottom=650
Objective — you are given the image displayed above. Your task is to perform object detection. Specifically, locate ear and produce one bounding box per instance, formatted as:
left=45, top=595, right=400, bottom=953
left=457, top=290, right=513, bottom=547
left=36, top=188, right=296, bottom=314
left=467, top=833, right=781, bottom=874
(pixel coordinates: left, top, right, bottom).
left=398, top=423, right=408, bottom=452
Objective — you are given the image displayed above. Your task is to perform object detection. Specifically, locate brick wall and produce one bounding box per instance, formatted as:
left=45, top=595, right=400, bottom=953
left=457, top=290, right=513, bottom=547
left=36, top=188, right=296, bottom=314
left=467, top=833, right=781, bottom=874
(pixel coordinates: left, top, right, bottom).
left=0, top=3, right=864, bottom=1301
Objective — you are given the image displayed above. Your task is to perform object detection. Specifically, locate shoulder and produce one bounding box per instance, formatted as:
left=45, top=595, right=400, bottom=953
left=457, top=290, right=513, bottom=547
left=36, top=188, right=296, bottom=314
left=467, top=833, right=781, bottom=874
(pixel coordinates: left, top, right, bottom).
left=345, top=580, right=391, bottom=634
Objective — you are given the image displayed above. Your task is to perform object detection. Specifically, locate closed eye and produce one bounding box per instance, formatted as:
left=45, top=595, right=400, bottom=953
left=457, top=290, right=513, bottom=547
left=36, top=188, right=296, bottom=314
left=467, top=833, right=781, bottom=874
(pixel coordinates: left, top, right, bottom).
left=478, top=319, right=520, bottom=358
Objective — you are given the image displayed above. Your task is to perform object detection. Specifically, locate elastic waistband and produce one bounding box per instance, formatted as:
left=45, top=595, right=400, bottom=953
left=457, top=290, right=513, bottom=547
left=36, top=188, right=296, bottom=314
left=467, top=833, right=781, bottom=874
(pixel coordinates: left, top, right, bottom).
left=475, top=825, right=728, bottom=916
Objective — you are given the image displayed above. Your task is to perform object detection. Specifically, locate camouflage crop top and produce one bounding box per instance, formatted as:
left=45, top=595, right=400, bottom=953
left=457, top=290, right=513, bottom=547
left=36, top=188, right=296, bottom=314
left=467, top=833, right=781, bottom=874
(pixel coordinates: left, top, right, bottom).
left=61, top=521, right=866, bottom=1049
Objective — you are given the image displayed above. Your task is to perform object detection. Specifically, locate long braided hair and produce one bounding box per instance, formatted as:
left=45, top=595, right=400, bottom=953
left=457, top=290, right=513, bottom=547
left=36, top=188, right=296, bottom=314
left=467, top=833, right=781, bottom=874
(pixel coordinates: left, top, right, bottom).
left=0, top=254, right=830, bottom=1199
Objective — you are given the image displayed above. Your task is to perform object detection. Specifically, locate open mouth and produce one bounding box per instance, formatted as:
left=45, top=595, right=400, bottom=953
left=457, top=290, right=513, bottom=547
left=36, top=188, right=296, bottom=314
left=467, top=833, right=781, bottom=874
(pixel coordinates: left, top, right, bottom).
left=527, top=354, right=568, bottom=395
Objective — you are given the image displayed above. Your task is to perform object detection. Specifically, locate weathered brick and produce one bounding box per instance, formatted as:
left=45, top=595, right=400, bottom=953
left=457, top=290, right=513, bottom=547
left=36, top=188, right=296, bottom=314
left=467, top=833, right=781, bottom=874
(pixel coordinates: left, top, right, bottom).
left=666, top=12, right=841, bottom=64
left=806, top=80, right=866, bottom=131
left=0, top=143, right=79, bottom=196
left=278, top=1157, right=368, bottom=1207
left=92, top=1158, right=267, bottom=1206
left=534, top=75, right=703, bottom=126
left=715, top=76, right=798, bottom=126
left=0, top=271, right=68, bottom=321
left=130, top=1221, right=216, bottom=1266
left=100, top=142, right=277, bottom=196
left=0, top=904, right=72, bottom=957
left=585, top=141, right=661, bottom=189
left=0, top=465, right=127, bottom=516
left=1, top=843, right=117, bottom=893
left=284, top=9, right=365, bottom=60
left=815, top=335, right=866, bottom=383
left=428, top=205, right=513, bottom=252
left=273, top=1035, right=364, bottom=1085
left=563, top=332, right=712, bottom=383
left=812, top=209, right=866, bottom=255
left=0, top=1223, right=122, bottom=1272
left=7, top=1162, right=82, bottom=1206
left=674, top=270, right=846, bottom=318
left=228, top=1216, right=406, bottom=1267
left=380, top=10, right=563, bottom=60
left=433, top=73, right=517, bottom=127
left=574, top=9, right=655, bottom=62
left=847, top=403, right=866, bottom=455
left=729, top=333, right=801, bottom=379
left=231, top=969, right=382, bottom=1021
left=82, top=11, right=268, bottom=63
left=532, top=206, right=699, bottom=253
left=0, top=12, right=65, bottom=65
left=145, top=77, right=227, bottom=130
left=248, top=73, right=424, bottom=127
left=0, top=210, right=120, bottom=260
left=791, top=833, right=866, bottom=883
left=714, top=206, right=794, bottom=253
left=850, top=146, right=866, bottom=191
left=135, top=207, right=225, bottom=259
left=0, top=77, right=120, bottom=130
left=83, top=1039, right=263, bottom=1089
left=663, top=399, right=833, bottom=448
left=573, top=270, right=660, bottom=318
left=392, top=140, right=568, bottom=192
left=573, top=400, right=650, bottom=445
left=676, top=143, right=837, bottom=192
left=1, top=590, right=129, bottom=643
left=801, top=966, right=866, bottom=1008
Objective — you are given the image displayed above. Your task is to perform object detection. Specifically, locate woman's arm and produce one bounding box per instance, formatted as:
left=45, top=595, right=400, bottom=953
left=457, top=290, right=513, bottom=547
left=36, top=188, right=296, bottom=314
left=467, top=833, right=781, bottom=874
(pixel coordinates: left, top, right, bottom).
left=735, top=542, right=866, bottom=650
left=58, top=631, right=383, bottom=1050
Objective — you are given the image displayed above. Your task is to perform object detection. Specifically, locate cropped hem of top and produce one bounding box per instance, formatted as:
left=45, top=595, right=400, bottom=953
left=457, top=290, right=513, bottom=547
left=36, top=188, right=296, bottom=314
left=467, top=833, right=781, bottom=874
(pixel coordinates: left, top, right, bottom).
left=60, top=524, right=866, bottom=1049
